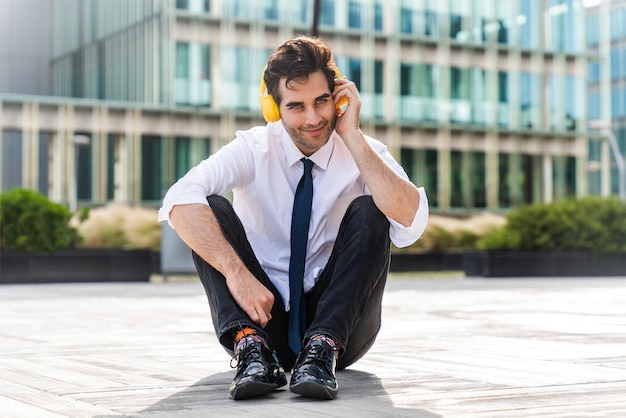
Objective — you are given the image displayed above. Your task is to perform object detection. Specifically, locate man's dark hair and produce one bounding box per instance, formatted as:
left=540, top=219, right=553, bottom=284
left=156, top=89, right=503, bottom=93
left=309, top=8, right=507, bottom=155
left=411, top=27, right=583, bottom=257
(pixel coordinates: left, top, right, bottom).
left=264, top=36, right=338, bottom=105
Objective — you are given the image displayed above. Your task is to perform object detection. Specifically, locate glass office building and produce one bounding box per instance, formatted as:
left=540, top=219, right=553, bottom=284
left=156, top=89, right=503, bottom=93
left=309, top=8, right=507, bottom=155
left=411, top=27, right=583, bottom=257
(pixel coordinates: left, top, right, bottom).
left=1, top=0, right=599, bottom=212
left=586, top=0, right=626, bottom=198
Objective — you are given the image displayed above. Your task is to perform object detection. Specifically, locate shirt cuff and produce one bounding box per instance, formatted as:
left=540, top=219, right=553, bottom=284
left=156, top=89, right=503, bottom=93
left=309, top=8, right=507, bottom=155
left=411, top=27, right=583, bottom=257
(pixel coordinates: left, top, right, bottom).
left=157, top=188, right=211, bottom=225
left=388, top=187, right=429, bottom=248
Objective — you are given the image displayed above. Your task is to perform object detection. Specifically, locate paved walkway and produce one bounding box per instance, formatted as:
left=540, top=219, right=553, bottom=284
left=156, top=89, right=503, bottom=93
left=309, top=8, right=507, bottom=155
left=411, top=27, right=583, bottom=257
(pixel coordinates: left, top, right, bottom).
left=1, top=274, right=626, bottom=417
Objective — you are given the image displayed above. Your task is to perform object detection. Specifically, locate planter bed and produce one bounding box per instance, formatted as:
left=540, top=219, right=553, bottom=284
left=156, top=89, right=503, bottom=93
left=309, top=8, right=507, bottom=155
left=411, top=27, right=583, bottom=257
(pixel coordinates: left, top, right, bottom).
left=0, top=249, right=153, bottom=284
left=390, top=252, right=464, bottom=272
left=464, top=251, right=626, bottom=277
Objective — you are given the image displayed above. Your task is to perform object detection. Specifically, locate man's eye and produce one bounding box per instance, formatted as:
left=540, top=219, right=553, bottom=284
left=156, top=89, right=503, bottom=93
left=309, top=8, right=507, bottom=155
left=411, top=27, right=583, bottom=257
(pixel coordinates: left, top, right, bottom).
left=316, top=98, right=328, bottom=104
left=288, top=104, right=303, bottom=110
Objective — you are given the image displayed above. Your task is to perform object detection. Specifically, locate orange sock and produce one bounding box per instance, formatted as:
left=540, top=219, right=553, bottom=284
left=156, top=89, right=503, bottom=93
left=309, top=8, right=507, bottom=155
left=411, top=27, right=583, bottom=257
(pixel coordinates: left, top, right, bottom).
left=234, top=326, right=258, bottom=343
left=233, top=326, right=267, bottom=352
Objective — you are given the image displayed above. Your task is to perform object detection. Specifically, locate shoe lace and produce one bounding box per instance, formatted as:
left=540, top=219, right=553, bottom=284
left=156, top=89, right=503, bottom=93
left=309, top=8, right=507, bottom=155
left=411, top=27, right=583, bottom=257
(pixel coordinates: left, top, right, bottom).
left=229, top=342, right=284, bottom=378
left=230, top=341, right=262, bottom=369
left=301, top=341, right=337, bottom=372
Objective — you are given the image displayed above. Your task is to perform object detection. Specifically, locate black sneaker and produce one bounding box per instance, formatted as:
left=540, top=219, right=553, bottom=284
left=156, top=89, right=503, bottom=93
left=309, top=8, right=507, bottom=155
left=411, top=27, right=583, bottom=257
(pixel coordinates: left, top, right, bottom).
left=229, top=339, right=287, bottom=400
left=289, top=338, right=338, bottom=400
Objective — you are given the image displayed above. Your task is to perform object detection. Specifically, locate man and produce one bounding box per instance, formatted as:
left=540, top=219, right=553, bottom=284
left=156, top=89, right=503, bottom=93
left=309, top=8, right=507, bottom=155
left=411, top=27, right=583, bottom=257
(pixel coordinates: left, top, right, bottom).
left=158, top=36, right=428, bottom=400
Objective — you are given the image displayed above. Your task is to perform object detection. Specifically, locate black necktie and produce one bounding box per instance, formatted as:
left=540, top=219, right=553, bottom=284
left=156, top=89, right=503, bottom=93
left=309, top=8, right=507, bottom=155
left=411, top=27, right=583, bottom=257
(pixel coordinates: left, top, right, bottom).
left=288, top=158, right=314, bottom=355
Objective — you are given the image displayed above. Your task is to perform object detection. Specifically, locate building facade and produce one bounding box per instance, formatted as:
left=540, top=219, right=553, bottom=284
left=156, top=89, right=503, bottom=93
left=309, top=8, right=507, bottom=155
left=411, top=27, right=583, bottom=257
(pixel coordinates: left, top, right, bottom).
left=586, top=0, right=626, bottom=199
left=0, top=0, right=601, bottom=213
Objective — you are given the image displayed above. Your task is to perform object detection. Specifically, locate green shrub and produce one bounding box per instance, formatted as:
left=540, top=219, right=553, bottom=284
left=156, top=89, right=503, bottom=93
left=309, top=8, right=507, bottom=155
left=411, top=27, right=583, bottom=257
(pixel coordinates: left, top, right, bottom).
left=478, top=196, right=626, bottom=252
left=0, top=187, right=81, bottom=251
left=402, top=213, right=505, bottom=252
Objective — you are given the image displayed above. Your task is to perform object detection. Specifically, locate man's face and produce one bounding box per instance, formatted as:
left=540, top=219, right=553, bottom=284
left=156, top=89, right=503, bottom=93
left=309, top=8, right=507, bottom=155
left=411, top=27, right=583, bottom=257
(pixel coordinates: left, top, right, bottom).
left=278, top=70, right=336, bottom=156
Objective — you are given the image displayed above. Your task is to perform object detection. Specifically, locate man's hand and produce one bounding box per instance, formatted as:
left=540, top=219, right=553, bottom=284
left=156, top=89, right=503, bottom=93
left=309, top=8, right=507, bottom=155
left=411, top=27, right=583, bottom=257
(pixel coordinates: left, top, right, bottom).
left=225, top=268, right=274, bottom=328
left=332, top=77, right=361, bottom=138
left=331, top=78, right=421, bottom=227
left=170, top=204, right=275, bottom=327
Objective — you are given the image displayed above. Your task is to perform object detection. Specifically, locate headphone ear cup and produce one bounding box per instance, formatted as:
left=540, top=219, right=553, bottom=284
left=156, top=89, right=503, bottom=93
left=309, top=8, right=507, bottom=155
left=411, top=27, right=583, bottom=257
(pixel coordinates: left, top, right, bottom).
left=260, top=93, right=280, bottom=122
left=259, top=67, right=280, bottom=122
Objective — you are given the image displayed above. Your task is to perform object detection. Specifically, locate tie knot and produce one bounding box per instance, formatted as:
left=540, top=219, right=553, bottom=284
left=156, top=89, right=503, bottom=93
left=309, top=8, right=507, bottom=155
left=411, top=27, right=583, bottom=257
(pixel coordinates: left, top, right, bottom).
left=301, top=158, right=314, bottom=174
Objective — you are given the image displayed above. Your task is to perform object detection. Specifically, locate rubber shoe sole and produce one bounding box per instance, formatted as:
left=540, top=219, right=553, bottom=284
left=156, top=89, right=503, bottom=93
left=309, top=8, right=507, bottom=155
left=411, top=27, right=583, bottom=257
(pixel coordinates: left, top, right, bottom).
left=230, top=380, right=279, bottom=400
left=290, top=380, right=337, bottom=400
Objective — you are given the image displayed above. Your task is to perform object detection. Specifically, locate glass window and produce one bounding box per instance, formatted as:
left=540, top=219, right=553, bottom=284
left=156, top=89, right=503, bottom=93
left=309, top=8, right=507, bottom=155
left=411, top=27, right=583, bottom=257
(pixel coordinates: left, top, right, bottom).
left=520, top=72, right=538, bottom=129
left=471, top=68, right=486, bottom=125
left=498, top=71, right=509, bottom=126
left=450, top=151, right=464, bottom=207
left=496, top=0, right=511, bottom=44
left=175, top=42, right=210, bottom=106
left=500, top=153, right=539, bottom=207
left=72, top=51, right=83, bottom=98
left=175, top=137, right=191, bottom=179
left=519, top=0, right=539, bottom=49
left=548, top=0, right=584, bottom=53
left=373, top=59, right=384, bottom=119
left=75, top=133, right=92, bottom=202
left=141, top=136, right=162, bottom=201
left=611, top=87, right=622, bottom=118
left=587, top=139, right=603, bottom=195
left=176, top=0, right=209, bottom=13
left=498, top=152, right=511, bottom=208
left=586, top=11, right=599, bottom=46
left=400, top=63, right=437, bottom=121
left=565, top=75, right=578, bottom=131
left=548, top=74, right=560, bottom=131
left=588, top=90, right=600, bottom=121
left=38, top=133, right=50, bottom=196
left=399, top=0, right=415, bottom=34
left=2, top=130, right=22, bottom=190
left=472, top=151, right=486, bottom=208
left=320, top=0, right=335, bottom=26
left=588, top=61, right=600, bottom=83
left=423, top=11, right=437, bottom=36
left=566, top=156, right=577, bottom=197
left=610, top=49, right=621, bottom=80
left=552, top=155, right=576, bottom=199
left=222, top=46, right=266, bottom=111
left=522, top=154, right=538, bottom=204
left=401, top=148, right=438, bottom=208
left=374, top=0, right=383, bottom=31
left=450, top=67, right=471, bottom=124
left=425, top=150, right=438, bottom=208
left=107, top=135, right=115, bottom=200
left=348, top=58, right=362, bottom=90
left=348, top=0, right=361, bottom=29
left=450, top=0, right=471, bottom=42
left=176, top=43, right=189, bottom=78
left=264, top=0, right=278, bottom=20
left=400, top=0, right=439, bottom=37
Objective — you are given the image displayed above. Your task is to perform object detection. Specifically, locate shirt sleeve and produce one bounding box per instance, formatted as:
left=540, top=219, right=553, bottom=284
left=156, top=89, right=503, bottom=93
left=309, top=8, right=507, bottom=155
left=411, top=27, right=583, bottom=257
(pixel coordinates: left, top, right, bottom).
left=388, top=187, right=429, bottom=248
left=157, top=135, right=254, bottom=225
left=365, top=136, right=429, bottom=248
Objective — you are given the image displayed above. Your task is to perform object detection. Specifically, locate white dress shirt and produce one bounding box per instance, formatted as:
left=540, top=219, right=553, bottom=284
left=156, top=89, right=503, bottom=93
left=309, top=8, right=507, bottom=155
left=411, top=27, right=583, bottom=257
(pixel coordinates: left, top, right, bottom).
left=159, top=121, right=429, bottom=309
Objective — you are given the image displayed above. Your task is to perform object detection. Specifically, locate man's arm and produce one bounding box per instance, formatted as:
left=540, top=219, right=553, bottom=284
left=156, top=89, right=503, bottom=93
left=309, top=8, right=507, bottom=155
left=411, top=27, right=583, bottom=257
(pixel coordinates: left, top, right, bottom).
left=169, top=203, right=274, bottom=327
left=333, top=79, right=420, bottom=227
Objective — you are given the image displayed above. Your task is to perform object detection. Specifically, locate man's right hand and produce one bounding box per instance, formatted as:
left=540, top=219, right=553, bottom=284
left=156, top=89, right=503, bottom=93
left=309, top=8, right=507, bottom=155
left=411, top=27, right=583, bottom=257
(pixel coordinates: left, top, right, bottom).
left=225, top=269, right=275, bottom=328
left=170, top=203, right=275, bottom=328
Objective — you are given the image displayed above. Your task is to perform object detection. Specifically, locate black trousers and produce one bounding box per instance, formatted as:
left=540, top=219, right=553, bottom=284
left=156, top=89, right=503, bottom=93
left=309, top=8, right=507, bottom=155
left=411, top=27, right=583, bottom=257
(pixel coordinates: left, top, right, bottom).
left=192, top=194, right=391, bottom=370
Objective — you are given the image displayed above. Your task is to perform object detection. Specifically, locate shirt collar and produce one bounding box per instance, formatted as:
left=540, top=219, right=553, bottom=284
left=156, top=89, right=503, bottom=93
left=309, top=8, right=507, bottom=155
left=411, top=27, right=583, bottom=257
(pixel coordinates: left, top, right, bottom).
left=280, top=122, right=335, bottom=171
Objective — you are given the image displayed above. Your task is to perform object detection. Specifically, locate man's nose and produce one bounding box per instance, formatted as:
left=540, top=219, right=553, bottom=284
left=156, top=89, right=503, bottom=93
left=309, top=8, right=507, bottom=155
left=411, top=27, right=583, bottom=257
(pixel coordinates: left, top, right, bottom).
left=304, top=106, right=323, bottom=125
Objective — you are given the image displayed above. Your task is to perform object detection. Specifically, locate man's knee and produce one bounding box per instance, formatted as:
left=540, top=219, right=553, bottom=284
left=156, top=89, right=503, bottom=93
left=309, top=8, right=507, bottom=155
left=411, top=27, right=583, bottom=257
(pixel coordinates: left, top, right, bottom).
left=206, top=194, right=232, bottom=214
left=346, top=195, right=389, bottom=233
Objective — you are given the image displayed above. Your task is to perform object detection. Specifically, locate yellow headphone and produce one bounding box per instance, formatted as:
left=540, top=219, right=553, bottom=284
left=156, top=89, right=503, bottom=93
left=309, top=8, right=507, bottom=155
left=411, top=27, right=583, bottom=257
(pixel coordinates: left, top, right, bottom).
left=259, top=65, right=347, bottom=123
